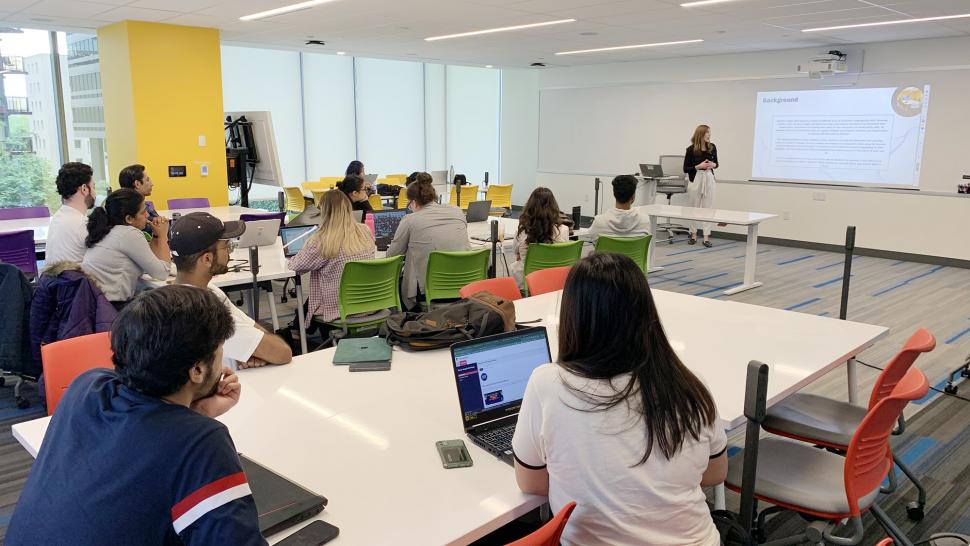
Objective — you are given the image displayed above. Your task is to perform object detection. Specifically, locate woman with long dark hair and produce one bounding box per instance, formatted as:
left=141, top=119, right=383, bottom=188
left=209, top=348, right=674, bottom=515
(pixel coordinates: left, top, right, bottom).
left=512, top=252, right=727, bottom=546
left=684, top=124, right=719, bottom=247
left=81, top=188, right=171, bottom=309
left=335, top=175, right=373, bottom=216
left=512, top=187, right=569, bottom=286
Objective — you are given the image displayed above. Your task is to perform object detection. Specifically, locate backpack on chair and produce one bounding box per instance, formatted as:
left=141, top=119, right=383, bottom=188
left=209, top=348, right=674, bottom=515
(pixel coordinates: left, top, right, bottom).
left=380, top=292, right=516, bottom=351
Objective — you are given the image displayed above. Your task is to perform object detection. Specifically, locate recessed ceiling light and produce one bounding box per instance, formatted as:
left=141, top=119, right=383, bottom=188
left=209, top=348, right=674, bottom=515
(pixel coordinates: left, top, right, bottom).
left=556, top=39, right=703, bottom=55
left=681, top=0, right=744, bottom=6
left=240, top=0, right=339, bottom=22
left=485, top=65, right=493, bottom=68
left=579, top=31, right=598, bottom=36
left=425, top=19, right=575, bottom=41
left=336, top=51, right=346, bottom=55
left=802, top=12, right=970, bottom=32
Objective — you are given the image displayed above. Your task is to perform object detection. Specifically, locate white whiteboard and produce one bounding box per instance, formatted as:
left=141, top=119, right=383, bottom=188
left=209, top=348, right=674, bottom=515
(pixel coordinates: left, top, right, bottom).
left=538, top=69, right=970, bottom=193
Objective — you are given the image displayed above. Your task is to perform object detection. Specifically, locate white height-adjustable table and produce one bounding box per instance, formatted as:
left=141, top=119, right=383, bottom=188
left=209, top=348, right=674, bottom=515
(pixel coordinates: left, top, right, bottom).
left=12, top=288, right=886, bottom=545
left=639, top=204, right=778, bottom=295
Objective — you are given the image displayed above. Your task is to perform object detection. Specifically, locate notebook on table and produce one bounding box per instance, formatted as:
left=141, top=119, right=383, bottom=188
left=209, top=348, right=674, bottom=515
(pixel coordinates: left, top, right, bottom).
left=332, top=337, right=392, bottom=365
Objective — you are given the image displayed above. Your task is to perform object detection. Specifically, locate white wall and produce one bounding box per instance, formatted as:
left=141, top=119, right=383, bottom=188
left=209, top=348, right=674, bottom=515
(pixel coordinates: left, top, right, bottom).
left=424, top=63, right=446, bottom=172
left=446, top=65, right=500, bottom=186
left=354, top=58, right=425, bottom=176
left=221, top=45, right=305, bottom=187
left=525, top=36, right=970, bottom=261
left=302, top=53, right=356, bottom=179
left=499, top=69, right=539, bottom=206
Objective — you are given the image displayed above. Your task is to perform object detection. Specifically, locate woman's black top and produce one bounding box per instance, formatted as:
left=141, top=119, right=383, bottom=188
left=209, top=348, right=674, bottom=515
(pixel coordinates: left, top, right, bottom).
left=351, top=198, right=373, bottom=214
left=683, top=143, right=719, bottom=182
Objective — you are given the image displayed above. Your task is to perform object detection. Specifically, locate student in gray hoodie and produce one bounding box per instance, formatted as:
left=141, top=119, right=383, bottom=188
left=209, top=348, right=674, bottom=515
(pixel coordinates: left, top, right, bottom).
left=587, top=175, right=652, bottom=240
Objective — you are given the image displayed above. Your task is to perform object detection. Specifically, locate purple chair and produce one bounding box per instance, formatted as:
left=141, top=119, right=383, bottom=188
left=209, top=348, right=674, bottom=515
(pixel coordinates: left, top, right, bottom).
left=166, top=198, right=211, bottom=210
left=0, top=230, right=39, bottom=279
left=0, top=206, right=50, bottom=220
left=239, top=211, right=286, bottom=234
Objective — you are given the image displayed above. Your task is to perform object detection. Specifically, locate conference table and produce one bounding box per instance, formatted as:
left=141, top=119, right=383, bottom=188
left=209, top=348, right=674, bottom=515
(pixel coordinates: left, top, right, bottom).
left=11, top=288, right=887, bottom=545
left=639, top=204, right=778, bottom=295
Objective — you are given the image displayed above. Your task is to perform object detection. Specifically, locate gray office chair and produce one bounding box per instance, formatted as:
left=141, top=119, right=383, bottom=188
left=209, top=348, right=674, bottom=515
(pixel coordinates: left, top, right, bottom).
left=656, top=154, right=691, bottom=243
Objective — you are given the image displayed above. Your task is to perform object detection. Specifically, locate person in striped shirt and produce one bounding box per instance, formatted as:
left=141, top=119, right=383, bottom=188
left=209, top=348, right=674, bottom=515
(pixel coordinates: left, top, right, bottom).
left=7, top=285, right=266, bottom=546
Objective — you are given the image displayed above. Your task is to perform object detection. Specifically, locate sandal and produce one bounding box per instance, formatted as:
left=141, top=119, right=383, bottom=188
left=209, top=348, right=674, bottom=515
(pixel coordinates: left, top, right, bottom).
left=688, top=235, right=697, bottom=245
left=703, top=240, right=713, bottom=248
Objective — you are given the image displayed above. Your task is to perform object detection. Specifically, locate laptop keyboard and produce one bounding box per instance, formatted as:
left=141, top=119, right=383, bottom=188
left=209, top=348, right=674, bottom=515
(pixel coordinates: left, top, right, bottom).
left=477, top=424, right=516, bottom=452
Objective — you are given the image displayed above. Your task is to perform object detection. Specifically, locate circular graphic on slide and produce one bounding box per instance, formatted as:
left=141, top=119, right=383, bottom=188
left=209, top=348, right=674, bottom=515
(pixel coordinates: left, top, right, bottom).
left=892, top=86, right=924, bottom=117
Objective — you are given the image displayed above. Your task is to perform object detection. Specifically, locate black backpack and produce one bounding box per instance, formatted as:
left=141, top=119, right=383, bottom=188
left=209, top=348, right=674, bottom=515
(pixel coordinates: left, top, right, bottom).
left=380, top=292, right=516, bottom=351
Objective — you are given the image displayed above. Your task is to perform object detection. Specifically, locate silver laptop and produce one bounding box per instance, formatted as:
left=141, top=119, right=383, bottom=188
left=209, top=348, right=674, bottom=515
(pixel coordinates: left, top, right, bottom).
left=353, top=210, right=363, bottom=223
left=364, top=174, right=379, bottom=185
left=236, top=219, right=280, bottom=248
left=640, top=163, right=681, bottom=180
left=466, top=200, right=491, bottom=223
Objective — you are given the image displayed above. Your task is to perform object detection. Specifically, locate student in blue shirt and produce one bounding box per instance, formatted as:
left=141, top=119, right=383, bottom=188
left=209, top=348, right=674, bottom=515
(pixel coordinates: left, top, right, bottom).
left=7, top=285, right=266, bottom=546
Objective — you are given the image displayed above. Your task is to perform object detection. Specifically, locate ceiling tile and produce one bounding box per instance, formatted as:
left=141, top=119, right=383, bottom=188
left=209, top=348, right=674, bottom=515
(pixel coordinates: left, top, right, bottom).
left=19, top=0, right=119, bottom=18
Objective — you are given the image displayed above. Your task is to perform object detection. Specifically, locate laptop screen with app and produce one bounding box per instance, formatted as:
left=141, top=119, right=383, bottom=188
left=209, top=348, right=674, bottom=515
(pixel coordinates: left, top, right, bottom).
left=451, top=328, right=551, bottom=427
left=280, top=225, right=317, bottom=257
left=372, top=210, right=408, bottom=240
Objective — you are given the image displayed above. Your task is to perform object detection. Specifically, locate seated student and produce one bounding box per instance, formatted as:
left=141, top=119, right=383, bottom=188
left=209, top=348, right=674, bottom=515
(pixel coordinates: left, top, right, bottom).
left=336, top=174, right=373, bottom=215
left=118, top=163, right=165, bottom=235
left=512, top=252, right=727, bottom=546
left=386, top=172, right=469, bottom=309
left=6, top=285, right=266, bottom=545
left=46, top=162, right=96, bottom=264
left=171, top=212, right=293, bottom=370
left=81, top=188, right=171, bottom=309
left=512, top=187, right=569, bottom=286
left=288, top=190, right=376, bottom=322
left=345, top=160, right=373, bottom=194
left=587, top=174, right=651, bottom=240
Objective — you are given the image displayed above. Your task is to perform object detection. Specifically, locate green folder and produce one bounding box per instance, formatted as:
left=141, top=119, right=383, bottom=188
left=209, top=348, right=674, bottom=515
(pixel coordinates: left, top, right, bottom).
left=332, top=337, right=392, bottom=365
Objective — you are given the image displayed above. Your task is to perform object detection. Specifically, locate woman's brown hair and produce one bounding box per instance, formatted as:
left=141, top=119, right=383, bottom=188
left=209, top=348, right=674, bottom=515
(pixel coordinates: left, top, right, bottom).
left=405, top=172, right=436, bottom=206
left=516, top=187, right=562, bottom=244
left=691, top=124, right=711, bottom=152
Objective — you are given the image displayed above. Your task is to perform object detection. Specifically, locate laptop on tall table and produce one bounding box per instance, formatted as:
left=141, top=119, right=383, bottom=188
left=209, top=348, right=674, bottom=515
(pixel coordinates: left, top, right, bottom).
left=240, top=455, right=328, bottom=536
left=640, top=163, right=682, bottom=180
left=281, top=224, right=318, bottom=258
left=235, top=219, right=281, bottom=248
left=449, top=327, right=552, bottom=466
left=372, top=209, right=408, bottom=252
left=466, top=200, right=491, bottom=223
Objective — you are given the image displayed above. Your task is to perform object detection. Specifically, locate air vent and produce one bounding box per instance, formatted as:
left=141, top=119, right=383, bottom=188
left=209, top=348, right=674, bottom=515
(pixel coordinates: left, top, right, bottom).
left=305, top=40, right=326, bottom=46
left=530, top=62, right=546, bottom=67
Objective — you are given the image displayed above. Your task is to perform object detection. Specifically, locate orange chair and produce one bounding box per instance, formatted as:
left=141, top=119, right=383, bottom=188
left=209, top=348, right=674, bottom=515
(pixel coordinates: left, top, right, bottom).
left=507, top=502, right=577, bottom=546
left=525, top=266, right=571, bottom=296
left=460, top=277, right=522, bottom=301
left=41, top=332, right=113, bottom=415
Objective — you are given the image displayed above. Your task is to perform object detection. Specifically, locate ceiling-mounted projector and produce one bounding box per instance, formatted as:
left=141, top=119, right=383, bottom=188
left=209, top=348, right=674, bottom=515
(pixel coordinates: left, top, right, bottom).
left=797, top=50, right=848, bottom=79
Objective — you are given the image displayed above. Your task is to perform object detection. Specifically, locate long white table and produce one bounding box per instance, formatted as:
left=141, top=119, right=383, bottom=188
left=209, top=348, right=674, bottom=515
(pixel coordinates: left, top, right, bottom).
left=12, top=288, right=886, bottom=545
left=639, top=204, right=777, bottom=295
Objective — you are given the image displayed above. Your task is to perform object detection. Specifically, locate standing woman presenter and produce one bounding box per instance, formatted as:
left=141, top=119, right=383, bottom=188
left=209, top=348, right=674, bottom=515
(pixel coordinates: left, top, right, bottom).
left=683, top=124, right=718, bottom=247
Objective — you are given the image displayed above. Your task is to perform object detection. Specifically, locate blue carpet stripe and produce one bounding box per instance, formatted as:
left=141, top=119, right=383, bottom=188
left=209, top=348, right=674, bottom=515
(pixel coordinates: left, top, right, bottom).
left=0, top=407, right=43, bottom=421
left=883, top=436, right=937, bottom=486
left=733, top=249, right=771, bottom=259
left=945, top=326, right=970, bottom=345
left=816, top=256, right=857, bottom=270
left=813, top=276, right=847, bottom=288
left=694, top=281, right=743, bottom=297
left=658, top=259, right=694, bottom=267
left=777, top=255, right=815, bottom=266
left=818, top=311, right=830, bottom=317
left=679, top=272, right=728, bottom=287
left=871, top=265, right=945, bottom=297
left=914, top=378, right=952, bottom=405
left=666, top=243, right=739, bottom=257
left=727, top=446, right=742, bottom=458
left=785, top=298, right=821, bottom=311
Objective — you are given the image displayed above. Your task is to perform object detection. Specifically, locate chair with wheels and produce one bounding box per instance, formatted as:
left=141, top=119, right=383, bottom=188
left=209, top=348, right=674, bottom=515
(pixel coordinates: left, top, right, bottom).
left=485, top=184, right=513, bottom=216
left=319, top=176, right=343, bottom=188
left=368, top=194, right=385, bottom=211
left=0, top=230, right=39, bottom=280
left=525, top=266, right=571, bottom=296
left=166, top=197, right=211, bottom=210
left=726, top=367, right=929, bottom=545
left=42, top=332, right=113, bottom=415
left=656, top=154, right=691, bottom=243
left=282, top=187, right=307, bottom=217
left=315, top=256, right=404, bottom=344
left=506, top=502, right=577, bottom=546
left=425, top=249, right=490, bottom=308
left=594, top=235, right=651, bottom=273
left=762, top=328, right=936, bottom=521
left=523, top=240, right=583, bottom=278
left=459, top=277, right=522, bottom=301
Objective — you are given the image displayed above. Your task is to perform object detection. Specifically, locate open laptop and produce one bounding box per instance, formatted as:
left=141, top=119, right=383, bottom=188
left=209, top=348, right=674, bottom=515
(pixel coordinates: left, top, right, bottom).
left=241, top=455, right=328, bottom=537
left=363, top=173, right=379, bottom=185
left=353, top=210, right=364, bottom=223
left=466, top=200, right=491, bottom=223
left=372, top=209, right=408, bottom=251
left=235, top=219, right=281, bottom=248
left=280, top=224, right=318, bottom=258
left=640, top=163, right=682, bottom=180
left=449, top=327, right=552, bottom=466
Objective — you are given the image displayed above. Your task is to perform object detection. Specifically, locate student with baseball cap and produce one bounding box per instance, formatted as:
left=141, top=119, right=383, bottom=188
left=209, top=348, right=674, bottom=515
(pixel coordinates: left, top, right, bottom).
left=170, top=212, right=292, bottom=370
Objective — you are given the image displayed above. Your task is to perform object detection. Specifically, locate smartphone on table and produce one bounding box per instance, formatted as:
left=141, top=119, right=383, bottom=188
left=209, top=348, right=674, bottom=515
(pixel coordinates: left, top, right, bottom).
left=276, top=520, right=340, bottom=546
left=436, top=439, right=473, bottom=469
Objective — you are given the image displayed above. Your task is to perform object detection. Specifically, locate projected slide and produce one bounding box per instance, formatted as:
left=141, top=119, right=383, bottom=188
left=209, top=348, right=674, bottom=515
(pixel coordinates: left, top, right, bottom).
left=751, top=86, right=930, bottom=187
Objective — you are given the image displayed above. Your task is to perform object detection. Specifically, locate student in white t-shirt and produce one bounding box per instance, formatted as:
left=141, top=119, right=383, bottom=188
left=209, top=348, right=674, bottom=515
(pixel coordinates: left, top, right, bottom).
left=511, top=252, right=728, bottom=546
left=170, top=212, right=293, bottom=371
left=46, top=162, right=96, bottom=264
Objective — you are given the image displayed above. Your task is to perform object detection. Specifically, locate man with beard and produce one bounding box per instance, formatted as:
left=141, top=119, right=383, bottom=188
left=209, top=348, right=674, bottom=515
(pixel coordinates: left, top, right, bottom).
left=45, top=162, right=97, bottom=263
left=171, top=212, right=292, bottom=370
left=118, top=163, right=166, bottom=236
left=6, top=285, right=267, bottom=545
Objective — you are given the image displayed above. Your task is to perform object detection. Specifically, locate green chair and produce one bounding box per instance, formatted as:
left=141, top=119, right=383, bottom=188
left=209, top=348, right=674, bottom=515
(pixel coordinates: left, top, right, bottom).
left=425, top=249, right=490, bottom=308
left=317, top=255, right=404, bottom=335
left=594, top=235, right=652, bottom=273
left=523, top=240, right=583, bottom=278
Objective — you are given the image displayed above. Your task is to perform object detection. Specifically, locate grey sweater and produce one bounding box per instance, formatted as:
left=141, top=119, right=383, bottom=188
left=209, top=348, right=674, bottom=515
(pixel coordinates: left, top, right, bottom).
left=81, top=226, right=170, bottom=302
left=386, top=203, right=470, bottom=306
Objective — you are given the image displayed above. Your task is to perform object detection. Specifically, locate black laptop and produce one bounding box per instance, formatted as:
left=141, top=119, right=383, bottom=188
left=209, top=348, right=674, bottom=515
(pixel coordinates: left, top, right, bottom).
left=449, top=327, right=552, bottom=466
left=465, top=200, right=492, bottom=223
left=241, top=455, right=328, bottom=536
left=371, top=209, right=408, bottom=251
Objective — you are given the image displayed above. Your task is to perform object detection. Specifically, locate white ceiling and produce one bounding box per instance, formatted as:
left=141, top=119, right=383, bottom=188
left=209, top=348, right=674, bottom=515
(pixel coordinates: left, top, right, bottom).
left=1, top=0, right=969, bottom=67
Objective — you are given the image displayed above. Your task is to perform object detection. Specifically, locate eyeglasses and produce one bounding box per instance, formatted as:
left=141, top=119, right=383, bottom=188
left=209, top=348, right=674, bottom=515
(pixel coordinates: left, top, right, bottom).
left=223, top=240, right=237, bottom=254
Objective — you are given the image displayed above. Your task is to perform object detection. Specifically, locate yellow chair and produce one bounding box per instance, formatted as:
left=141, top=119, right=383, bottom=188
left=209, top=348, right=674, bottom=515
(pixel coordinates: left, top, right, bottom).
left=301, top=180, right=329, bottom=192
left=368, top=194, right=384, bottom=211
left=319, top=176, right=343, bottom=189
left=485, top=184, right=513, bottom=216
left=386, top=173, right=408, bottom=181
left=311, top=188, right=329, bottom=205
left=449, top=185, right=480, bottom=210
left=282, top=187, right=306, bottom=215
left=397, top=186, right=409, bottom=209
